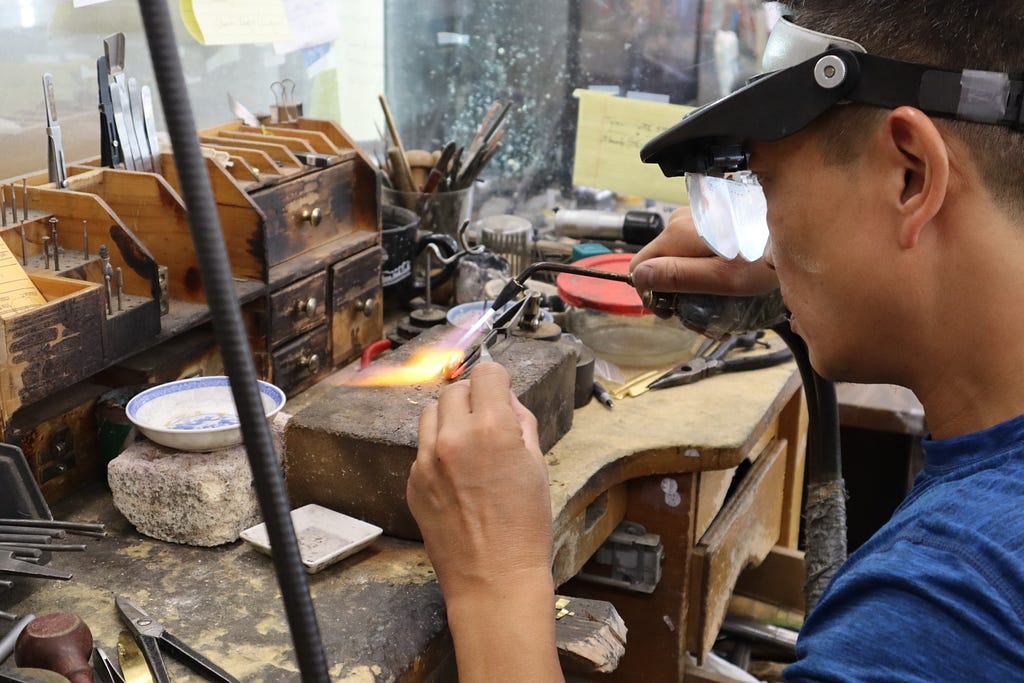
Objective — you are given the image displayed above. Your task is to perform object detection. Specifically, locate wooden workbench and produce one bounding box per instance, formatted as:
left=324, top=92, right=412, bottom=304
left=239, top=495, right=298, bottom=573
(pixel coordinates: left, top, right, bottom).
left=2, top=344, right=803, bottom=682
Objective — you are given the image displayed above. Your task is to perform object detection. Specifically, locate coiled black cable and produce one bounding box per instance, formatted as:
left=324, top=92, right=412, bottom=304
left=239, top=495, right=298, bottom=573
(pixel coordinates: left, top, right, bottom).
left=136, top=3, right=329, bottom=680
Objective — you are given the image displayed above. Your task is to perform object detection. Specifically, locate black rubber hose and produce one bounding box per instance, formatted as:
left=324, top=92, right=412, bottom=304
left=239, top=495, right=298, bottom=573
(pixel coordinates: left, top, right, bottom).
left=770, top=323, right=842, bottom=483
left=136, top=3, right=329, bottom=681
left=771, top=322, right=846, bottom=610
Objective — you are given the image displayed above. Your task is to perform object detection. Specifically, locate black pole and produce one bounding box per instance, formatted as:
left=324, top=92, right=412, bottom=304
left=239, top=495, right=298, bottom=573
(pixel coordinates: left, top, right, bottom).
left=135, top=3, right=329, bottom=680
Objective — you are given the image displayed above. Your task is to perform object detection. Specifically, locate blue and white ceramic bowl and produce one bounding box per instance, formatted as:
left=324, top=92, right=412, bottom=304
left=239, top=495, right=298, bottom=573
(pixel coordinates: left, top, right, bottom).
left=126, top=376, right=286, bottom=452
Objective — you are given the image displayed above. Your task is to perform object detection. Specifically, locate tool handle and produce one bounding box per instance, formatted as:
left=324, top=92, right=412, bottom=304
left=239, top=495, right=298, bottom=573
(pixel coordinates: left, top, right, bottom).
left=161, top=633, right=239, bottom=683
left=13, top=613, right=93, bottom=683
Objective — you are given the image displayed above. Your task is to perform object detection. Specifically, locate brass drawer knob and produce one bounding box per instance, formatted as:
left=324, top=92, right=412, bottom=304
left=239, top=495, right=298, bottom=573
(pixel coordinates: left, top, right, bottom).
left=301, top=207, right=322, bottom=227
left=355, top=298, right=375, bottom=317
left=294, top=297, right=317, bottom=317
left=299, top=352, right=321, bottom=374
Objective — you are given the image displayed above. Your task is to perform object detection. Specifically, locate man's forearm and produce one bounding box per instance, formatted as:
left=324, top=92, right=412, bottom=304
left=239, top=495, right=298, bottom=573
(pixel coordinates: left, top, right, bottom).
left=445, top=570, right=565, bottom=683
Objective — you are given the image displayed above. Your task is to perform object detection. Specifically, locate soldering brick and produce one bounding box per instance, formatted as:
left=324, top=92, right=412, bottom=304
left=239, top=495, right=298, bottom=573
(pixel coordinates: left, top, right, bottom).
left=284, top=326, right=576, bottom=540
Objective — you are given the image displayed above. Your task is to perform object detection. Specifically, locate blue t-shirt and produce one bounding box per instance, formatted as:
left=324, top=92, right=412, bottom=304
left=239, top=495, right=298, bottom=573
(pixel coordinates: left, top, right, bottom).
left=785, top=412, right=1024, bottom=682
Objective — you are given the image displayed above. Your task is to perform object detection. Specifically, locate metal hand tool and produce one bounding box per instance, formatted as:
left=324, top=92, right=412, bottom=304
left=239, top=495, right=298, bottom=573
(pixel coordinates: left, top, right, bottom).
left=97, top=55, right=124, bottom=168
left=42, top=74, right=67, bottom=188
left=0, top=551, right=70, bottom=581
left=140, top=86, right=160, bottom=172
left=444, top=294, right=535, bottom=380
left=0, top=614, right=34, bottom=664
left=91, top=648, right=125, bottom=683
left=127, top=78, right=152, bottom=172
left=227, top=93, right=260, bottom=128
left=648, top=331, right=793, bottom=390
left=104, top=33, right=142, bottom=171
left=115, top=596, right=239, bottom=683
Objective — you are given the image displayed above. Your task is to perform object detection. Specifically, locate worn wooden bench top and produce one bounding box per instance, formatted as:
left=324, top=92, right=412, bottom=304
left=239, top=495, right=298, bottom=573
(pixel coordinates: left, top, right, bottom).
left=5, top=351, right=800, bottom=681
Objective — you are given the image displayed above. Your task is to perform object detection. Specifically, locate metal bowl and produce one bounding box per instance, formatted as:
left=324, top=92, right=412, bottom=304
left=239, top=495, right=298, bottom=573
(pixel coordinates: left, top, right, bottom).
left=126, top=377, right=286, bottom=452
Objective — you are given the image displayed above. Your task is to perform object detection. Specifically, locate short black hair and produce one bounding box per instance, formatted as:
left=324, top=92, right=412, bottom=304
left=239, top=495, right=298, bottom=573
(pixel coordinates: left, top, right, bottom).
left=793, top=0, right=1024, bottom=214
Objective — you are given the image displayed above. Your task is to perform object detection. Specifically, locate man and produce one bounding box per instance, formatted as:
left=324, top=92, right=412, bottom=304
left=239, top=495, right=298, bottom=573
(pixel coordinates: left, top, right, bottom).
left=407, top=1, right=1024, bottom=680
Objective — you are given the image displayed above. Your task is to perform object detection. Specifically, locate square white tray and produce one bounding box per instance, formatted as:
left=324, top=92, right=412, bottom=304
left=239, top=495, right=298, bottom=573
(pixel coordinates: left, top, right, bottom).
left=240, top=504, right=383, bottom=574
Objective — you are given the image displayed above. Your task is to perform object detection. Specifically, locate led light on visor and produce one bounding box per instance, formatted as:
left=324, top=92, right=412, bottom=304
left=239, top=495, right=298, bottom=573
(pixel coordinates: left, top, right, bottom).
left=686, top=172, right=769, bottom=261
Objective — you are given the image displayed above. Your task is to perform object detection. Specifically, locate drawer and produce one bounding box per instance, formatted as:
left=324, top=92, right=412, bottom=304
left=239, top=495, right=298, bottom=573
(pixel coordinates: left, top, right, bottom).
left=4, top=382, right=109, bottom=503
left=330, top=248, right=383, bottom=367
left=268, top=271, right=328, bottom=347
left=271, top=325, right=331, bottom=396
left=253, top=161, right=359, bottom=267
left=686, top=438, right=787, bottom=659
left=1, top=274, right=106, bottom=422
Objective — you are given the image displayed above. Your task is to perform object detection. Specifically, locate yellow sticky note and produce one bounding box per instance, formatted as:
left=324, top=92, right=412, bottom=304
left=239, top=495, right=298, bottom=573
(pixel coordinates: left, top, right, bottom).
left=180, top=0, right=293, bottom=46
left=572, top=89, right=693, bottom=205
left=0, top=239, right=45, bottom=316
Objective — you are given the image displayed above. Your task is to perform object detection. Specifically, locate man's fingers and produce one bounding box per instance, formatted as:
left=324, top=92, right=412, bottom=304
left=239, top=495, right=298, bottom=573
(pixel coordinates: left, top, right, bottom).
left=468, top=361, right=513, bottom=415
left=417, top=402, right=439, bottom=458
left=436, top=375, right=472, bottom=433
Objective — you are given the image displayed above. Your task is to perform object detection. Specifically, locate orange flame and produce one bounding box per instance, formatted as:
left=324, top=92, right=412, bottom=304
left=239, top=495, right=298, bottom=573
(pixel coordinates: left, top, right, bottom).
left=343, top=346, right=465, bottom=387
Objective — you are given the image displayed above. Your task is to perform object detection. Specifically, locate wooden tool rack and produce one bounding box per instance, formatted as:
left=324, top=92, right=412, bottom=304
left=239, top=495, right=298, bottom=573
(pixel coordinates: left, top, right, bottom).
left=0, top=118, right=382, bottom=504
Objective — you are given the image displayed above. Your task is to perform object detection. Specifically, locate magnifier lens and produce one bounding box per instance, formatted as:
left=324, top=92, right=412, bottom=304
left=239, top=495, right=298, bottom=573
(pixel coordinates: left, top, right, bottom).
left=685, top=172, right=769, bottom=262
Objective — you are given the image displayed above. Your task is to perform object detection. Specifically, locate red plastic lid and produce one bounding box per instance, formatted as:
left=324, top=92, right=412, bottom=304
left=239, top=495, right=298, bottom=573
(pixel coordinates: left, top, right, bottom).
left=557, top=253, right=647, bottom=316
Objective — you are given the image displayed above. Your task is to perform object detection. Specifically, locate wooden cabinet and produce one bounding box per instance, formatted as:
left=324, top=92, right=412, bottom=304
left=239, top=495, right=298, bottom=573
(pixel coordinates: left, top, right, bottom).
left=2, top=118, right=383, bottom=499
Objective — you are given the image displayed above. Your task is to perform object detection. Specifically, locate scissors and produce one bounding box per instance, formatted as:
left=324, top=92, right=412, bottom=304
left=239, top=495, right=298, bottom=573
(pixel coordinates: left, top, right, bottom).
left=648, top=331, right=793, bottom=390
left=115, top=595, right=240, bottom=683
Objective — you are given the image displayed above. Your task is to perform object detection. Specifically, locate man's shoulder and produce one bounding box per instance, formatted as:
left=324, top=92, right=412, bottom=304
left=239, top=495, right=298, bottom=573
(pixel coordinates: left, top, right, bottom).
left=786, top=536, right=1024, bottom=682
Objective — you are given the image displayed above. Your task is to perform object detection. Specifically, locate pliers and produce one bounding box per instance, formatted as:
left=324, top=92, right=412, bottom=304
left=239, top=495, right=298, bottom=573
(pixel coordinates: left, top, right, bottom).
left=115, top=595, right=240, bottom=683
left=648, top=331, right=793, bottom=390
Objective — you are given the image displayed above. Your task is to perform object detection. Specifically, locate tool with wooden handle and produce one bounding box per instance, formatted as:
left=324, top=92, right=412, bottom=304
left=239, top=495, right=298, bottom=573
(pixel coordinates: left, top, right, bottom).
left=13, top=613, right=93, bottom=683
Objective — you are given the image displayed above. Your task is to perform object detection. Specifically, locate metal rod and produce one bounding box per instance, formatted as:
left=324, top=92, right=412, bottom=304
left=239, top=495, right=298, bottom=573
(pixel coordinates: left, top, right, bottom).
left=0, top=524, right=65, bottom=538
left=42, top=236, right=50, bottom=269
left=20, top=226, right=26, bottom=266
left=424, top=248, right=433, bottom=310
left=0, top=519, right=105, bottom=534
left=22, top=179, right=28, bottom=221
left=116, top=267, right=123, bottom=311
left=1, top=186, right=6, bottom=227
left=0, top=542, right=87, bottom=552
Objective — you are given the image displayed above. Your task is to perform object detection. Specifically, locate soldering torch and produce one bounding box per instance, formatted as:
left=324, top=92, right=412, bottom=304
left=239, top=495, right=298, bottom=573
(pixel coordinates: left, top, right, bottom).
left=488, top=261, right=788, bottom=340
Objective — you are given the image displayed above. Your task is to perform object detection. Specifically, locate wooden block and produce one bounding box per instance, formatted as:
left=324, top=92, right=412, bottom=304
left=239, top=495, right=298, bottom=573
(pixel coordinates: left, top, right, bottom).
left=284, top=326, right=576, bottom=539
left=555, top=595, right=627, bottom=674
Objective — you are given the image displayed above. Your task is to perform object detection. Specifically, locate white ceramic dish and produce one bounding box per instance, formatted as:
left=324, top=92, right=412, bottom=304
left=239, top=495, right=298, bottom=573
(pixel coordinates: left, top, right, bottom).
left=240, top=504, right=383, bottom=573
left=126, top=376, right=286, bottom=452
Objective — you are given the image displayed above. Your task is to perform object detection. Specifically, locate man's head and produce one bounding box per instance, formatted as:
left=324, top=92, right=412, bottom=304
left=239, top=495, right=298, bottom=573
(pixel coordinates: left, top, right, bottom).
left=796, top=0, right=1024, bottom=219
left=642, top=1, right=1024, bottom=385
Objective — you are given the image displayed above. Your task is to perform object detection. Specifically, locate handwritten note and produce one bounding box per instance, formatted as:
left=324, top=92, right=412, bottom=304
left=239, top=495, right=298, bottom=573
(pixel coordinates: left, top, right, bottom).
left=274, top=0, right=340, bottom=55
left=572, top=89, right=693, bottom=204
left=180, top=0, right=293, bottom=46
left=0, top=240, right=45, bottom=316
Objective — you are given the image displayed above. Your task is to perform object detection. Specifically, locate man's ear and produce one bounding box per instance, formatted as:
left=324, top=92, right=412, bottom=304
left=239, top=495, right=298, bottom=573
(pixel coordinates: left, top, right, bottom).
left=883, top=107, right=950, bottom=249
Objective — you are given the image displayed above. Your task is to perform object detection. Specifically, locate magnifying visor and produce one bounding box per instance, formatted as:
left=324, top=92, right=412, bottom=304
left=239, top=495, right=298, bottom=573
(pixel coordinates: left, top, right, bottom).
left=643, top=16, right=1024, bottom=261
